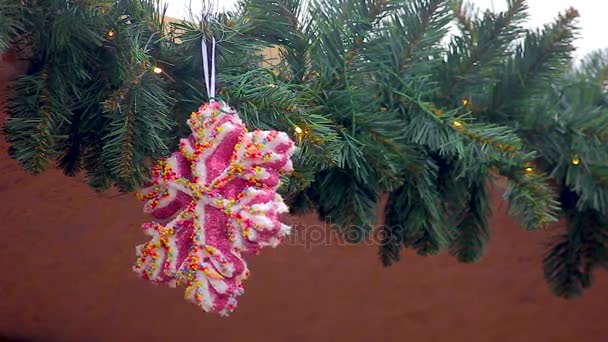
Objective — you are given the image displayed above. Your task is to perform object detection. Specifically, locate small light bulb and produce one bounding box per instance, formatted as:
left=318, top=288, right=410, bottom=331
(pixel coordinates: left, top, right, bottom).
left=571, top=155, right=581, bottom=165
left=106, top=29, right=116, bottom=38
left=152, top=67, right=163, bottom=74
left=268, top=83, right=278, bottom=88
left=461, top=99, right=469, bottom=106
left=294, top=126, right=303, bottom=134
left=453, top=120, right=464, bottom=128
left=524, top=167, right=534, bottom=173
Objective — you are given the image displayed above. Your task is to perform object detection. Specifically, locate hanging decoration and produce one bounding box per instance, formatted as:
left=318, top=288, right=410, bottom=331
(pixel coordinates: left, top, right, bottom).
left=132, top=33, right=295, bottom=316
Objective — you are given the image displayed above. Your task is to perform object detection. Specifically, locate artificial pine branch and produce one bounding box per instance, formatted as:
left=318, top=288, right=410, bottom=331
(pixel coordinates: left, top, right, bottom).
left=443, top=0, right=528, bottom=101
left=522, top=8, right=579, bottom=87
left=449, top=178, right=491, bottom=263
left=399, top=0, right=450, bottom=70
left=316, top=168, right=379, bottom=241
left=5, top=69, right=63, bottom=174
left=56, top=108, right=83, bottom=176
left=383, top=160, right=453, bottom=258
left=242, top=0, right=308, bottom=82
left=449, top=0, right=476, bottom=36
left=0, top=0, right=24, bottom=52
left=488, top=7, right=579, bottom=119
left=382, top=152, right=460, bottom=265
left=535, top=49, right=608, bottom=297
left=501, top=166, right=560, bottom=230
left=544, top=189, right=608, bottom=298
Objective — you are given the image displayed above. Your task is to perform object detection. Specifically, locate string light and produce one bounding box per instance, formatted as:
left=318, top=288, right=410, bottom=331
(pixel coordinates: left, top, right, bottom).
left=524, top=166, right=534, bottom=174
left=461, top=98, right=469, bottom=106
left=106, top=29, right=116, bottom=38
left=152, top=66, right=163, bottom=74
left=294, top=125, right=303, bottom=135
left=571, top=155, right=581, bottom=165
left=267, top=83, right=278, bottom=88
left=452, top=120, right=464, bottom=128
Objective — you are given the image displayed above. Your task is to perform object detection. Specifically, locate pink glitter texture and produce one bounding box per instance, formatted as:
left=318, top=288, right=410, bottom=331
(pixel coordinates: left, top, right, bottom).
left=133, top=100, right=295, bottom=316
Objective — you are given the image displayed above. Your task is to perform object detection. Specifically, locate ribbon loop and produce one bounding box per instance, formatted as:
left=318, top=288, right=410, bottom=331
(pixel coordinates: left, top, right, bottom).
left=201, top=34, right=217, bottom=100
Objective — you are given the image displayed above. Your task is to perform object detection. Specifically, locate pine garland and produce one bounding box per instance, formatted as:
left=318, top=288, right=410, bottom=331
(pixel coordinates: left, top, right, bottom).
left=1, top=0, right=607, bottom=299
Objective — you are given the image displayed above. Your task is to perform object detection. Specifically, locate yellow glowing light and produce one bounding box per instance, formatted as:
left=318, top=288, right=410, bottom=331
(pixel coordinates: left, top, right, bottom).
left=294, top=126, right=304, bottom=134
left=106, top=29, right=116, bottom=38
left=152, top=67, right=163, bottom=74
left=524, top=167, right=534, bottom=173
left=452, top=120, right=464, bottom=128
left=571, top=155, right=581, bottom=165
left=462, top=98, right=469, bottom=106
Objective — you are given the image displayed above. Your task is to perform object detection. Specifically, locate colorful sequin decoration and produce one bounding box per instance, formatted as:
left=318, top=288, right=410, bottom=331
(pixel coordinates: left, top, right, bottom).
left=133, top=100, right=295, bottom=316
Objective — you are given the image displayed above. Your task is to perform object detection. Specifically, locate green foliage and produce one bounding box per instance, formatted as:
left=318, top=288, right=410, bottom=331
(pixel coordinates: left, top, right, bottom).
left=2, top=0, right=607, bottom=299
left=544, top=190, right=608, bottom=298
left=485, top=8, right=579, bottom=125
left=5, top=71, right=65, bottom=173
left=3, top=0, right=176, bottom=191
left=0, top=0, right=24, bottom=52
left=382, top=158, right=453, bottom=264
left=449, top=177, right=490, bottom=263
left=537, top=50, right=608, bottom=298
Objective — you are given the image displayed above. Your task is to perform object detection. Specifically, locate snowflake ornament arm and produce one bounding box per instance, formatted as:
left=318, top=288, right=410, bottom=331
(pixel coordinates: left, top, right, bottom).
left=133, top=101, right=295, bottom=316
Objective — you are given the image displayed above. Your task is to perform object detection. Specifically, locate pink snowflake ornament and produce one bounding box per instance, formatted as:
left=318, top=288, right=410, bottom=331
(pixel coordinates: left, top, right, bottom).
left=134, top=100, right=295, bottom=316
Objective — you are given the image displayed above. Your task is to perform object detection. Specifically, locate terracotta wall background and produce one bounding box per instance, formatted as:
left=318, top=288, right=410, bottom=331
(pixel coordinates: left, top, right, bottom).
left=1, top=51, right=607, bottom=342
